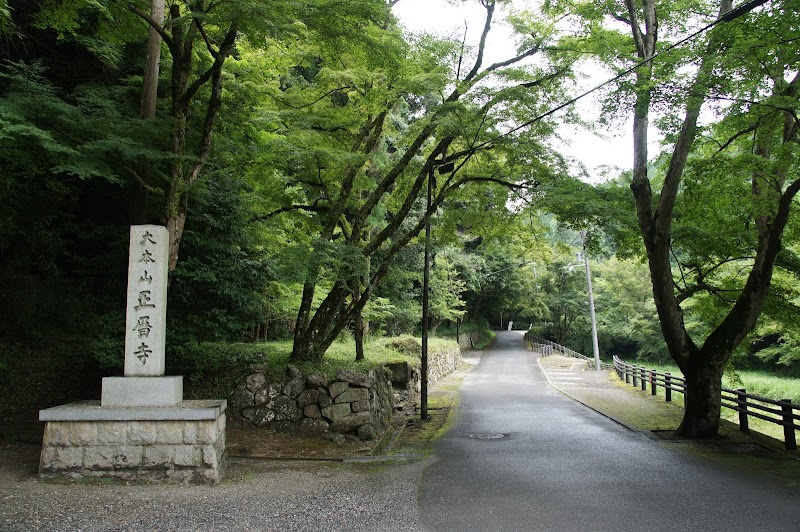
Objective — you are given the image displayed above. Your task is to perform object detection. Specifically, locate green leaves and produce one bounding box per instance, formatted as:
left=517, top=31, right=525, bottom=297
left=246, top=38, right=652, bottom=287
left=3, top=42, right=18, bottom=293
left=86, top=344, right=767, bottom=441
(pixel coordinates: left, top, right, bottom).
left=0, top=61, right=162, bottom=184
left=430, top=254, right=467, bottom=327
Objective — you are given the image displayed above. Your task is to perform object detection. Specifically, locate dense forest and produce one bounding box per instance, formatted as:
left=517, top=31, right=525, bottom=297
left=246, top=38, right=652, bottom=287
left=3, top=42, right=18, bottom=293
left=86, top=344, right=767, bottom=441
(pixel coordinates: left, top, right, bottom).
left=1, top=0, right=799, bottom=438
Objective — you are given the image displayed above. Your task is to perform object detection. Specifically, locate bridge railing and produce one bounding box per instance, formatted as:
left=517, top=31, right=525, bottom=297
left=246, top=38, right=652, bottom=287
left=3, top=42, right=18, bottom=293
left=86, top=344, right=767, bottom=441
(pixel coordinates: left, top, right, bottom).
left=524, top=334, right=799, bottom=450
left=523, top=334, right=613, bottom=370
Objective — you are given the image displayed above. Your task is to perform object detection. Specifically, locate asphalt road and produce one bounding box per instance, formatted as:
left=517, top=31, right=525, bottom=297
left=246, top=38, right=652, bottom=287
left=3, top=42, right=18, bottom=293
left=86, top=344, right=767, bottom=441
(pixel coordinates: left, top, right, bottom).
left=420, top=331, right=800, bottom=531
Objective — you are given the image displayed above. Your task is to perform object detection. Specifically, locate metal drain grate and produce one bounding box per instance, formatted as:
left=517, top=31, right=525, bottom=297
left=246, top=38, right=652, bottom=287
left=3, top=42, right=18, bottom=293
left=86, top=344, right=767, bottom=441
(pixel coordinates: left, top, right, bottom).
left=469, top=433, right=507, bottom=440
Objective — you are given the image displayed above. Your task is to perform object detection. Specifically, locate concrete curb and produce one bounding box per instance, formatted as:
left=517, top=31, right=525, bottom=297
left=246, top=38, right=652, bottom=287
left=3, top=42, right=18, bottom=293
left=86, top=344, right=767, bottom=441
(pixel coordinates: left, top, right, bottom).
left=535, top=357, right=654, bottom=436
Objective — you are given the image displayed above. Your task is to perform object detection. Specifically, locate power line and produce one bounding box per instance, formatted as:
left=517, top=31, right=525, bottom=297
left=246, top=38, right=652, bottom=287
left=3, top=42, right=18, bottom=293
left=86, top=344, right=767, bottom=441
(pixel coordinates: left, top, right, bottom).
left=475, top=0, right=770, bottom=150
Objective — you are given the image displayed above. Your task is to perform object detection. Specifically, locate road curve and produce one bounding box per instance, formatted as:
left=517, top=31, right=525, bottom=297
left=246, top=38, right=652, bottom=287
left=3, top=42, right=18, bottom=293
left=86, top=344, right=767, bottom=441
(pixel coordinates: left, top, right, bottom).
left=420, top=331, right=800, bottom=531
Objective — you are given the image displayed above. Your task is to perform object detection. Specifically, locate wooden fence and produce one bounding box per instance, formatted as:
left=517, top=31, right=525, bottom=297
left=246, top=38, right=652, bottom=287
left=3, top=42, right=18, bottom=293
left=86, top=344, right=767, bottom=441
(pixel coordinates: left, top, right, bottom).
left=524, top=334, right=799, bottom=451
left=613, top=356, right=799, bottom=450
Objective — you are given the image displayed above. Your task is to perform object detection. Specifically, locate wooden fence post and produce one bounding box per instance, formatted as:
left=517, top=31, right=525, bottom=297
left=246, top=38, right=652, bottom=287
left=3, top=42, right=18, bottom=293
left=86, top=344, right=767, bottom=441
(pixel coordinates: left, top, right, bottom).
left=650, top=370, right=657, bottom=396
left=665, top=373, right=672, bottom=402
left=736, top=389, right=748, bottom=433
left=632, top=367, right=638, bottom=387
left=640, top=367, right=647, bottom=392
left=781, top=399, right=797, bottom=451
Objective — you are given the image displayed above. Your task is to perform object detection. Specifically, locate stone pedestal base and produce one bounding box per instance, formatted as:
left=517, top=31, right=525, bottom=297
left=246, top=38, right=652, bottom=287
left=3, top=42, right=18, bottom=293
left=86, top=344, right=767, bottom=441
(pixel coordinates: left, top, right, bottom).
left=101, top=376, right=183, bottom=407
left=38, top=400, right=226, bottom=484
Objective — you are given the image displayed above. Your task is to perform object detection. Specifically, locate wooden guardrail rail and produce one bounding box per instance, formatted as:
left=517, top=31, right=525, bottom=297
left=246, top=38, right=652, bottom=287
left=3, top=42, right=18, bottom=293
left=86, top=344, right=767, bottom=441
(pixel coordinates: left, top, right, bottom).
left=523, top=333, right=799, bottom=450
left=613, top=356, right=799, bottom=451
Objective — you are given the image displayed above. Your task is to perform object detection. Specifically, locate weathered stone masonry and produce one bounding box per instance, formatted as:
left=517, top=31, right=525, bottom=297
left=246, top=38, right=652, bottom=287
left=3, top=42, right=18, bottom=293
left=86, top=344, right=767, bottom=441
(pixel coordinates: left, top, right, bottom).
left=228, top=345, right=462, bottom=439
left=230, top=365, right=394, bottom=441
left=39, top=400, right=227, bottom=484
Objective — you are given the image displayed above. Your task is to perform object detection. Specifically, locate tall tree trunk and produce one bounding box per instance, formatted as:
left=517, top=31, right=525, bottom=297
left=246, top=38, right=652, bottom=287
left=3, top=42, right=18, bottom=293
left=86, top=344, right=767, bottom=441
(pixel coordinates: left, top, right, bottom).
left=625, top=0, right=800, bottom=437
left=140, top=0, right=164, bottom=119
left=286, top=0, right=541, bottom=362
left=678, top=351, right=725, bottom=436
left=166, top=199, right=187, bottom=274
left=292, top=282, right=350, bottom=362
left=292, top=281, right=318, bottom=357
left=353, top=257, right=370, bottom=361
left=291, top=324, right=328, bottom=362
left=130, top=3, right=236, bottom=272
left=131, top=0, right=165, bottom=224
left=165, top=107, right=188, bottom=272
left=354, top=305, right=365, bottom=361
left=291, top=257, right=396, bottom=362
left=627, top=0, right=738, bottom=438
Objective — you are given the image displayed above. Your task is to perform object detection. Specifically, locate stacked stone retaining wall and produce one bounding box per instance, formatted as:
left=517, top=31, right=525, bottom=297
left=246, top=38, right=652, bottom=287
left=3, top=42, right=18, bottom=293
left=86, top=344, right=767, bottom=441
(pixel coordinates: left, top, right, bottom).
left=229, top=365, right=394, bottom=441
left=228, top=343, right=462, bottom=439
left=427, top=344, right=463, bottom=385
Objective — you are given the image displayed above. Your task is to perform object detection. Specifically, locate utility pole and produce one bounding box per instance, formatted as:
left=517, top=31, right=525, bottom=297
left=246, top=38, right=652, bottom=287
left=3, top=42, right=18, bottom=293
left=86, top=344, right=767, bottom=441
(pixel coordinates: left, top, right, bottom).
left=421, top=167, right=433, bottom=421
left=580, top=230, right=601, bottom=371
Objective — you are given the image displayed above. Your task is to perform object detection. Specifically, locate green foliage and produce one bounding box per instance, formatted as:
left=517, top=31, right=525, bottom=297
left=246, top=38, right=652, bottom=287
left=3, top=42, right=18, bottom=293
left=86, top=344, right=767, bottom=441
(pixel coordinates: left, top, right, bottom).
left=429, top=252, right=467, bottom=332
left=437, top=319, right=496, bottom=350
left=372, top=250, right=424, bottom=336
left=171, top=336, right=439, bottom=399
left=362, top=297, right=396, bottom=337
left=590, top=257, right=667, bottom=361
left=750, top=322, right=800, bottom=368
left=538, top=175, right=642, bottom=258
left=0, top=61, right=160, bottom=184
left=3, top=0, right=800, bottom=425
left=169, top=173, right=273, bottom=341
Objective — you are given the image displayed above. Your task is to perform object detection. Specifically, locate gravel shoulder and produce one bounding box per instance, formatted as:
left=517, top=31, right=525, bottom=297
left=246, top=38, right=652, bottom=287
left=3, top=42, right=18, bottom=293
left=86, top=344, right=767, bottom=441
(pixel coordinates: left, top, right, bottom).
left=0, top=353, right=488, bottom=531
left=0, top=442, right=426, bottom=531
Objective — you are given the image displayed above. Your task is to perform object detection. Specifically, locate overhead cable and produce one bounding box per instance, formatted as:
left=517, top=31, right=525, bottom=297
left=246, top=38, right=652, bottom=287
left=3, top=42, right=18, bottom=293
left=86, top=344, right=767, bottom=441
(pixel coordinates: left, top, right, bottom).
left=476, top=0, right=771, bottom=149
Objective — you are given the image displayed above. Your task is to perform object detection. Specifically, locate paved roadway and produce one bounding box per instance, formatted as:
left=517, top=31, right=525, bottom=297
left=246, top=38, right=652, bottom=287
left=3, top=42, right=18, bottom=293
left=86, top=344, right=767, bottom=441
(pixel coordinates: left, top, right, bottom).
left=420, top=331, right=800, bottom=531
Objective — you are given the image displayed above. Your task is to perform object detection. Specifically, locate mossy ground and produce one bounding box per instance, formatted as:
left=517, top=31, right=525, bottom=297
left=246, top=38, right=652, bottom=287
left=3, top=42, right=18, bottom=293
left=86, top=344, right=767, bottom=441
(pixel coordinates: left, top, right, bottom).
left=603, top=368, right=800, bottom=486
left=604, top=371, right=687, bottom=430
left=387, top=354, right=482, bottom=456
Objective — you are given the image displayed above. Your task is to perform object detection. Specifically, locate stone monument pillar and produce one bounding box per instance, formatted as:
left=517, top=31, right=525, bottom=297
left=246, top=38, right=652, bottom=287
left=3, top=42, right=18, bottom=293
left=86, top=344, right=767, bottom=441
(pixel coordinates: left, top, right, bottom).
left=101, top=225, right=182, bottom=406
left=38, top=225, right=227, bottom=484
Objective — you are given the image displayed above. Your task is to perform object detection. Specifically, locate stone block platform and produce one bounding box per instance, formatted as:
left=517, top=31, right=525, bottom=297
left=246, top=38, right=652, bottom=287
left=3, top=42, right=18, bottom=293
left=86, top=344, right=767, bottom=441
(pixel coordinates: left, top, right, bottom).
left=39, top=400, right=226, bottom=484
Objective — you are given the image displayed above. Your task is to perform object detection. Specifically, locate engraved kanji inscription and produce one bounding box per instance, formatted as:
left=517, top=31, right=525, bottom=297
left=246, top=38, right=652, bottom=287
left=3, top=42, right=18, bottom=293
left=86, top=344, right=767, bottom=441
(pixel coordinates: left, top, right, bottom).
left=139, top=249, right=156, bottom=264
left=134, top=290, right=155, bottom=310
left=133, top=316, right=153, bottom=338
left=134, top=342, right=152, bottom=365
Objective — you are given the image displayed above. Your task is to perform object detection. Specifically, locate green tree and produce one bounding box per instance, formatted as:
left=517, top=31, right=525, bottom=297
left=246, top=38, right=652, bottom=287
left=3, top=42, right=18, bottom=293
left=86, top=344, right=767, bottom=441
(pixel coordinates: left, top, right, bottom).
left=254, top=0, right=570, bottom=361
left=590, top=257, right=666, bottom=360
left=124, top=0, right=394, bottom=271
left=537, top=257, right=588, bottom=344
left=429, top=252, right=467, bottom=334
left=616, top=0, right=800, bottom=437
